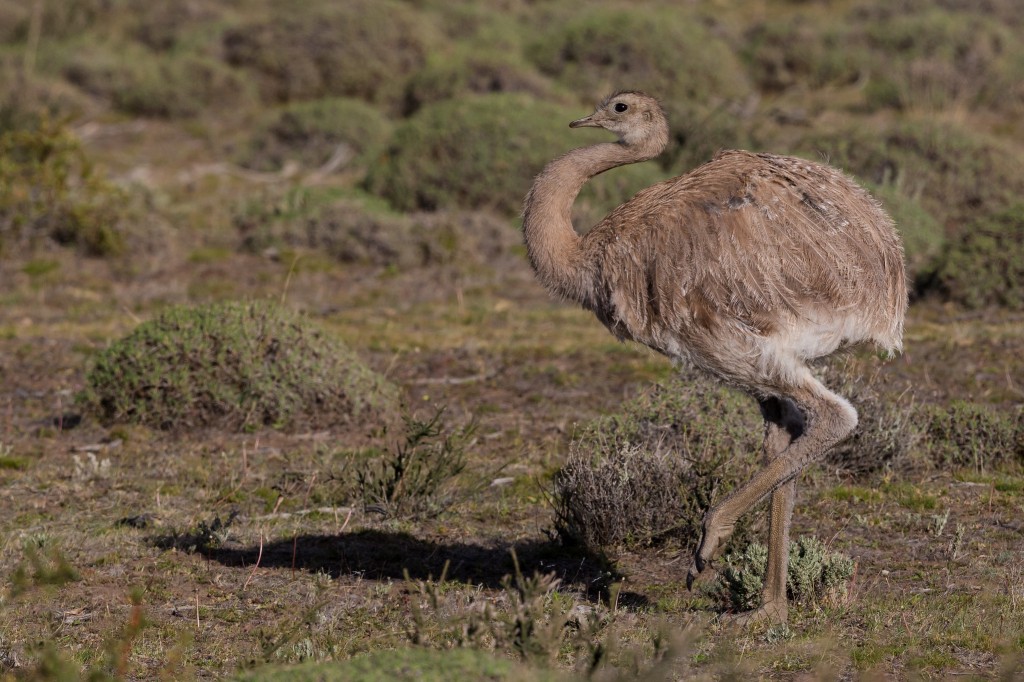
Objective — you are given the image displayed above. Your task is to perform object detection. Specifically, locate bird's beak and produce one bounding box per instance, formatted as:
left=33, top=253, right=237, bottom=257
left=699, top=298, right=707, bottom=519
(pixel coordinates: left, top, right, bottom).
left=569, top=115, right=600, bottom=128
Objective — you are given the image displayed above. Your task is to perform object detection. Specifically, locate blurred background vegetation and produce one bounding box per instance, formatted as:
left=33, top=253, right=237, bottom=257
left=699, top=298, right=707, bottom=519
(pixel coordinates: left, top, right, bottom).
left=1, top=0, right=1022, bottom=309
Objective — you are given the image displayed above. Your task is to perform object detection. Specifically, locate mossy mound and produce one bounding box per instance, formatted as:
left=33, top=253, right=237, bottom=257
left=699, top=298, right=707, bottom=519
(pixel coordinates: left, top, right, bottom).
left=365, top=93, right=667, bottom=218
left=238, top=98, right=392, bottom=173
left=222, top=0, right=438, bottom=106
left=231, top=648, right=563, bottom=682
left=931, top=204, right=1024, bottom=310
left=85, top=301, right=397, bottom=432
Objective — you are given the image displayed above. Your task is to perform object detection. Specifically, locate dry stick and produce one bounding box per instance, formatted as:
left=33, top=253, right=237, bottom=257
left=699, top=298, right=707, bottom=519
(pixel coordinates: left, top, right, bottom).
left=280, top=254, right=301, bottom=306
left=243, top=532, right=265, bottom=591
left=195, top=592, right=201, bottom=631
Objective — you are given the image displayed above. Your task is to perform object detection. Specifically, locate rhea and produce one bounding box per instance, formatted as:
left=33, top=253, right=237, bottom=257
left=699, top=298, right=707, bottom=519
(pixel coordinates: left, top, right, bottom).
left=523, top=91, right=907, bottom=624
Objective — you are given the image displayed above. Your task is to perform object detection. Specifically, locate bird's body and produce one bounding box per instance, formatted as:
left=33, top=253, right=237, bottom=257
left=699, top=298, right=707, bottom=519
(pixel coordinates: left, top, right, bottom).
left=523, top=91, right=907, bottom=624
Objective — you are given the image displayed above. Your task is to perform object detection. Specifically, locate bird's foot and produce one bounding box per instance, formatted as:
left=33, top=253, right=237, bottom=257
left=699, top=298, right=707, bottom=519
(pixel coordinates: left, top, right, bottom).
left=720, top=601, right=788, bottom=628
left=686, top=511, right=734, bottom=590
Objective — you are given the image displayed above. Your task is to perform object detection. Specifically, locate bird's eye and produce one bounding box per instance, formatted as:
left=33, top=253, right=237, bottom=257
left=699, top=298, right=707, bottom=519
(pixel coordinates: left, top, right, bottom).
left=614, top=102, right=628, bottom=113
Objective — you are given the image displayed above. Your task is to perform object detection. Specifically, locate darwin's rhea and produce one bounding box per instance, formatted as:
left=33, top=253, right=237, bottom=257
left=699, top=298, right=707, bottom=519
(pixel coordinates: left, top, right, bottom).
left=523, top=91, right=907, bottom=624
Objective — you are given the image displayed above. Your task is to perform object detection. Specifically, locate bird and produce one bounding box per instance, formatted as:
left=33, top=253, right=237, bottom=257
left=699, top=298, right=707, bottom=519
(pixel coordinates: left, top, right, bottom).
left=522, top=90, right=907, bottom=624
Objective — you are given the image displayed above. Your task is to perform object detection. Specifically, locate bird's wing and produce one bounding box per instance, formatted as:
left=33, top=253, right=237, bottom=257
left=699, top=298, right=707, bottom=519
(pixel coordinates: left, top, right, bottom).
left=591, top=152, right=895, bottom=340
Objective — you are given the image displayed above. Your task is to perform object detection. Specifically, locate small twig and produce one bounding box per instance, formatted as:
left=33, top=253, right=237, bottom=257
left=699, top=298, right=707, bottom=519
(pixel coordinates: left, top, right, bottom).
left=195, top=592, right=201, bottom=631
left=243, top=533, right=264, bottom=591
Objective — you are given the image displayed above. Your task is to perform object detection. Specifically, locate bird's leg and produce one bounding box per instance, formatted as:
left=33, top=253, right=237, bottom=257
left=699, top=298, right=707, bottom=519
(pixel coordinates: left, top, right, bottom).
left=724, top=397, right=804, bottom=626
left=688, top=380, right=856, bottom=599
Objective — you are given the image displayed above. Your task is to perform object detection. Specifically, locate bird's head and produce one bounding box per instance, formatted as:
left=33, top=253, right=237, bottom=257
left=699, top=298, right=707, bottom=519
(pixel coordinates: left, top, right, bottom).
left=569, top=91, right=669, bottom=152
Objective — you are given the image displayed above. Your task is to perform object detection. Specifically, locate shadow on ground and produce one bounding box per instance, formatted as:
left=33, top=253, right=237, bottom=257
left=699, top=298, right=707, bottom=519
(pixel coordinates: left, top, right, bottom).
left=152, top=526, right=650, bottom=607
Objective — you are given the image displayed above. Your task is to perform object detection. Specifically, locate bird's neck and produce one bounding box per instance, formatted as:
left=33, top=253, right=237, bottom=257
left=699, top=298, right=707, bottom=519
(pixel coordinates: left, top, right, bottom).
left=522, top=139, right=661, bottom=304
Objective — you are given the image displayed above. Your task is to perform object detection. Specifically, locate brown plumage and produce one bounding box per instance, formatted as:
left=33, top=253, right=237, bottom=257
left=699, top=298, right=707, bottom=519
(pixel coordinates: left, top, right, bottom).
left=523, top=91, right=908, bottom=624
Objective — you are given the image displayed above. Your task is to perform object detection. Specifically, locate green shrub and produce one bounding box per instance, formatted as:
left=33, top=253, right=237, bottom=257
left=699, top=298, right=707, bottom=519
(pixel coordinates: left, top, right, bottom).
left=355, top=408, right=474, bottom=519
left=85, top=300, right=398, bottom=432
left=861, top=9, right=1012, bottom=112
left=553, top=372, right=762, bottom=553
left=366, top=93, right=667, bottom=217
left=924, top=401, right=1024, bottom=471
left=931, top=204, right=1024, bottom=310
left=719, top=536, right=855, bottom=611
left=238, top=191, right=520, bottom=268
left=238, top=98, right=392, bottom=172
left=528, top=7, right=751, bottom=120
left=742, top=17, right=865, bottom=92
left=404, top=47, right=555, bottom=114
left=64, top=46, right=251, bottom=118
left=0, top=117, right=126, bottom=257
left=222, top=0, right=438, bottom=106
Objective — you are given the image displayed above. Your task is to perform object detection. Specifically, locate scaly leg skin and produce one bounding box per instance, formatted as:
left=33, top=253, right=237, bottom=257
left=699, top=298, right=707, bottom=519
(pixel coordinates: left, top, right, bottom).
left=724, top=399, right=803, bottom=626
left=688, top=382, right=856, bottom=621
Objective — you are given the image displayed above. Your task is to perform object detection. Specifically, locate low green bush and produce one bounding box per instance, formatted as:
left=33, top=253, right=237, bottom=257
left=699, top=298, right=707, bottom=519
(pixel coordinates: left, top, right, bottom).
left=552, top=372, right=762, bottom=553
left=931, top=204, right=1024, bottom=310
left=365, top=93, right=666, bottom=217
left=64, top=46, right=251, bottom=118
left=0, top=117, right=126, bottom=256
left=85, top=300, right=398, bottom=432
left=238, top=98, right=392, bottom=172
left=528, top=7, right=751, bottom=121
left=222, top=0, right=438, bottom=106
left=924, top=401, right=1023, bottom=471
left=742, top=17, right=864, bottom=92
left=404, top=47, right=555, bottom=114
left=238, top=191, right=520, bottom=268
left=718, top=536, right=855, bottom=612
left=861, top=9, right=1012, bottom=112
left=355, top=408, right=475, bottom=519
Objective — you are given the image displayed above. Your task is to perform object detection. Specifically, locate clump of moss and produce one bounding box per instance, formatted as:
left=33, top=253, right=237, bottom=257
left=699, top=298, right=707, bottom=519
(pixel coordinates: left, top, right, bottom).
left=552, top=372, right=762, bottom=553
left=931, top=204, right=1024, bottom=310
left=222, top=0, right=438, bottom=106
left=237, top=98, right=391, bottom=173
left=719, top=536, right=855, bottom=612
left=0, top=117, right=127, bottom=256
left=85, top=300, right=398, bottom=432
left=924, top=401, right=1024, bottom=472
left=365, top=93, right=665, bottom=217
